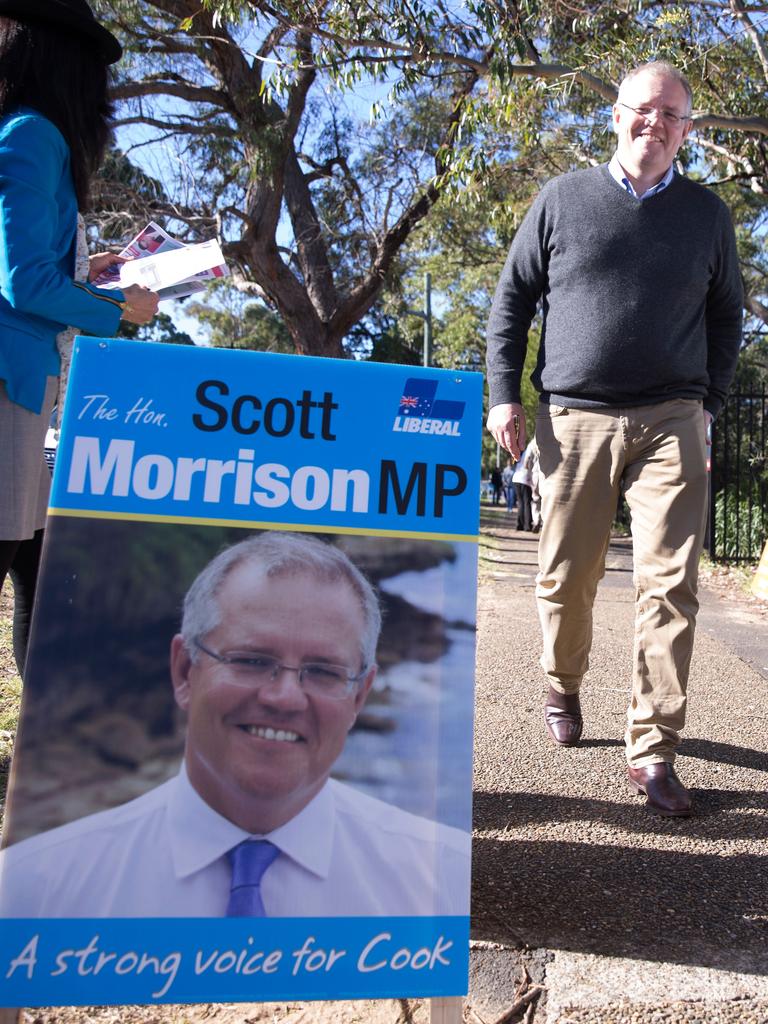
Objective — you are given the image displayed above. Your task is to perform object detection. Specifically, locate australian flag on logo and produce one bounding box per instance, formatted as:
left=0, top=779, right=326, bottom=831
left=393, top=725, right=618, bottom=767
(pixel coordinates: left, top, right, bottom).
left=398, top=378, right=438, bottom=418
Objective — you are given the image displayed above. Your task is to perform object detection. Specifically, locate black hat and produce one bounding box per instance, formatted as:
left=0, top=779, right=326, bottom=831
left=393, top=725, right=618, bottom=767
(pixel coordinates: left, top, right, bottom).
left=0, top=0, right=122, bottom=64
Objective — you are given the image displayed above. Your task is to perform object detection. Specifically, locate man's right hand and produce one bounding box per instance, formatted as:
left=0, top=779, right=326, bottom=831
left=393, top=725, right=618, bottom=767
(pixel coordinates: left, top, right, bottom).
left=487, top=402, right=527, bottom=461
left=120, top=284, right=160, bottom=325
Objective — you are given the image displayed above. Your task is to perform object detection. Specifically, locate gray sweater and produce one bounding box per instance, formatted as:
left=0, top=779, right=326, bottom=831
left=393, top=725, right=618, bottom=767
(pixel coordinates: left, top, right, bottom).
left=486, top=164, right=743, bottom=417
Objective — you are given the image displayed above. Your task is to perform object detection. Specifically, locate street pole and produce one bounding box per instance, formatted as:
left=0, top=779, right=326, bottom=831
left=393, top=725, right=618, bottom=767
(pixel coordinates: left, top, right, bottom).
left=423, top=272, right=432, bottom=368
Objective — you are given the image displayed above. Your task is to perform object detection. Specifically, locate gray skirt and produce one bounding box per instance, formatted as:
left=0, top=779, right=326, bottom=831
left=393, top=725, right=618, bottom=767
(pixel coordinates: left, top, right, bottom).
left=0, top=376, right=58, bottom=541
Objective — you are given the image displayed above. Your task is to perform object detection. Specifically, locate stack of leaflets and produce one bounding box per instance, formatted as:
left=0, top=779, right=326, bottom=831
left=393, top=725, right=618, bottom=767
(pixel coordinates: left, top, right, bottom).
left=93, top=221, right=228, bottom=301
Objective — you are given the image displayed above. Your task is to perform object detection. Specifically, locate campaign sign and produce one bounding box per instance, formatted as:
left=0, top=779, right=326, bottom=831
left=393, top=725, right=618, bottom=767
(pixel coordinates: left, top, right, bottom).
left=0, top=339, right=482, bottom=1006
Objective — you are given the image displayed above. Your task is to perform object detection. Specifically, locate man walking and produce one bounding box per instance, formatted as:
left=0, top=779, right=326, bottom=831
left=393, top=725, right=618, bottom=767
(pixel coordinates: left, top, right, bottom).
left=486, top=61, right=743, bottom=817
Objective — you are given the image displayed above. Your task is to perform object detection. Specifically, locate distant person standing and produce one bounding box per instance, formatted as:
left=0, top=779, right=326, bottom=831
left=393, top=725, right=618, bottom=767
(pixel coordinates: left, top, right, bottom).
left=501, top=458, right=516, bottom=513
left=0, top=0, right=159, bottom=673
left=511, top=447, right=533, bottom=531
left=490, top=466, right=503, bottom=505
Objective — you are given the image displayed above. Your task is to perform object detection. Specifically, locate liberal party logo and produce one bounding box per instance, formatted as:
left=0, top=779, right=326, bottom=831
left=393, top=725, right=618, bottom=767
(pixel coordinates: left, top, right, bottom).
left=394, top=378, right=465, bottom=437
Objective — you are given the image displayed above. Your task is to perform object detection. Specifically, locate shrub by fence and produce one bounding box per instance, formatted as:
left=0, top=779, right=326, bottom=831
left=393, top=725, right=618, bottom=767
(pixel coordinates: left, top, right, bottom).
left=708, top=385, right=767, bottom=563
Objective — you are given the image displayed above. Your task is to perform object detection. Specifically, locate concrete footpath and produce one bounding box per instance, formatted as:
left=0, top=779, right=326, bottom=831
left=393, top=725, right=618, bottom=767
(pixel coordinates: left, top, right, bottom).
left=469, top=505, right=768, bottom=1023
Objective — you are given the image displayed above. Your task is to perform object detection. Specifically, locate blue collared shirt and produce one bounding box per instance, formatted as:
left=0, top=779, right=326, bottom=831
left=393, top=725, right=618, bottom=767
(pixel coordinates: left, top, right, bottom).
left=609, top=154, right=675, bottom=200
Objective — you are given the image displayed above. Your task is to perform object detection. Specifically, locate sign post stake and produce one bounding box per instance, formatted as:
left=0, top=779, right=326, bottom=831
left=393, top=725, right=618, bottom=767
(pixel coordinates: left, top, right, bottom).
left=429, top=996, right=464, bottom=1024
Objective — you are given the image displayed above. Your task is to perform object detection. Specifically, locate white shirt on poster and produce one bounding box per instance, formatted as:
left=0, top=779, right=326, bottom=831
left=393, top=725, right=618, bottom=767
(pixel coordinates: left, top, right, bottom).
left=0, top=768, right=470, bottom=918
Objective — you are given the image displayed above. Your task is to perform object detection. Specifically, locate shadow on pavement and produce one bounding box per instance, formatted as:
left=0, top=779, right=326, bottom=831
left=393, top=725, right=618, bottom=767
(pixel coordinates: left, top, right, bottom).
left=681, top=737, right=768, bottom=772
left=479, top=554, right=539, bottom=568
left=473, top=788, right=768, bottom=839
left=471, top=812, right=768, bottom=973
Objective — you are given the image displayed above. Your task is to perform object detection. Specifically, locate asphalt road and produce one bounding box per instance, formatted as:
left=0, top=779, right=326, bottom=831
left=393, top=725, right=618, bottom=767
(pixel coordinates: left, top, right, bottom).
left=470, top=505, right=768, bottom=1023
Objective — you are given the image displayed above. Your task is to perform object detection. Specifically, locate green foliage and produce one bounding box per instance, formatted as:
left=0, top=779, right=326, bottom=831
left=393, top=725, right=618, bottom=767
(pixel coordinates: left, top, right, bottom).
left=118, top=312, right=195, bottom=345
left=734, top=341, right=768, bottom=389
left=372, top=156, right=546, bottom=470
left=365, top=321, right=423, bottom=366
left=185, top=281, right=293, bottom=352
left=0, top=675, right=21, bottom=735
left=90, top=148, right=169, bottom=244
left=711, top=375, right=767, bottom=562
left=714, top=490, right=767, bottom=562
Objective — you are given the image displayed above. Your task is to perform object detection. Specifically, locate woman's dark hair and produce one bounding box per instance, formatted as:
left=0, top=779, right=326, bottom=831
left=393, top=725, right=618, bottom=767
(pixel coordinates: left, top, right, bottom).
left=0, top=15, right=113, bottom=209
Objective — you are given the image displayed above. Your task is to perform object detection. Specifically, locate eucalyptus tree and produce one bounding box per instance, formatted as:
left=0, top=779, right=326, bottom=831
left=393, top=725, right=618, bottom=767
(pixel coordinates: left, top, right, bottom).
left=94, top=0, right=485, bottom=356
left=184, top=280, right=293, bottom=350
left=93, top=0, right=767, bottom=357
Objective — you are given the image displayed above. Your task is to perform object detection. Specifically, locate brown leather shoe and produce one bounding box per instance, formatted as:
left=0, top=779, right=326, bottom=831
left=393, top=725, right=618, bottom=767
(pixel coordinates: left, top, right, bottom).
left=544, top=686, right=583, bottom=747
left=627, top=763, right=692, bottom=818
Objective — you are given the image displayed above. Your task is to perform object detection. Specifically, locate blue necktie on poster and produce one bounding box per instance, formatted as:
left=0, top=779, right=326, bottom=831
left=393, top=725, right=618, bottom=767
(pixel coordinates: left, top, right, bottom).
left=226, top=839, right=280, bottom=917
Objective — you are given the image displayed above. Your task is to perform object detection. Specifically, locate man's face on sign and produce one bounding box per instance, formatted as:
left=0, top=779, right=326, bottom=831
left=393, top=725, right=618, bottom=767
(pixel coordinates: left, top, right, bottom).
left=171, top=560, right=376, bottom=833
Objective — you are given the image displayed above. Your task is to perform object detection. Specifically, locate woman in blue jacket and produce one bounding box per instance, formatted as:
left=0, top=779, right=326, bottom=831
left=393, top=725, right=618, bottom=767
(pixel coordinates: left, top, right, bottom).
left=0, top=0, right=158, bottom=672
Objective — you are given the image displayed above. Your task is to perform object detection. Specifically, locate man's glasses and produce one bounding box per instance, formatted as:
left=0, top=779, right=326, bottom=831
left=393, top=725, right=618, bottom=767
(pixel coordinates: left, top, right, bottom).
left=193, top=638, right=367, bottom=700
left=616, top=101, right=691, bottom=126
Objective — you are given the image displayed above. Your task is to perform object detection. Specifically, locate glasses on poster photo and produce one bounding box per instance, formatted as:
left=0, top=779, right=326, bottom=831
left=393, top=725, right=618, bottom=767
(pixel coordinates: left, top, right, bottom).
left=192, top=637, right=368, bottom=700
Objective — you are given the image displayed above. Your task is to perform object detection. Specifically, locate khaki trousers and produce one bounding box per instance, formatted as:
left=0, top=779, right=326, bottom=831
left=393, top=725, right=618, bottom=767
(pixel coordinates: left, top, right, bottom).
left=534, top=399, right=708, bottom=767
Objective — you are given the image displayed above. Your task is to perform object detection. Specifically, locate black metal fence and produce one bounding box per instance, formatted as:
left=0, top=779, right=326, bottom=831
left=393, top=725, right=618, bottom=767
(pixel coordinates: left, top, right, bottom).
left=708, top=384, right=768, bottom=563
